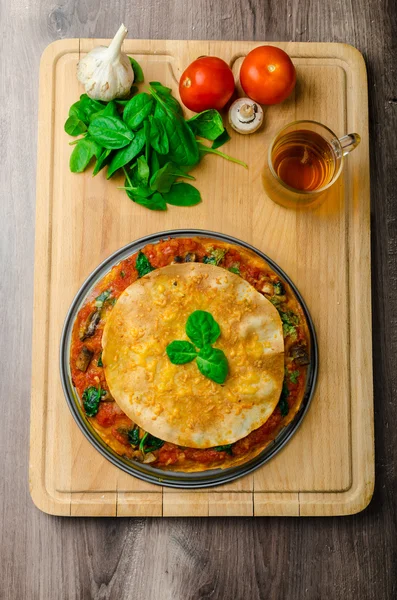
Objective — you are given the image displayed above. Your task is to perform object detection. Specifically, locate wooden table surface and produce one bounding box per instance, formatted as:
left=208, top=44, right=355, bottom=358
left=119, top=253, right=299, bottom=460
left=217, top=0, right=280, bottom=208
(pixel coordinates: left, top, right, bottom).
left=1, top=1, right=396, bottom=598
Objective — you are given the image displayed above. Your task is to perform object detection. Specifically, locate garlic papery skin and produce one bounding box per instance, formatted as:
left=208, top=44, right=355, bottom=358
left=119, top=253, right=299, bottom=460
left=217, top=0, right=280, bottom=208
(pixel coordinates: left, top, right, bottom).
left=77, top=24, right=134, bottom=101
left=228, top=98, right=264, bottom=134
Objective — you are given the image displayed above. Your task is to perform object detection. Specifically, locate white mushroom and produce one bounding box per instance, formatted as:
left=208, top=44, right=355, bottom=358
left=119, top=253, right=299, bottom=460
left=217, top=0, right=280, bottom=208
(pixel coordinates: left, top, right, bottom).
left=228, top=98, right=264, bottom=134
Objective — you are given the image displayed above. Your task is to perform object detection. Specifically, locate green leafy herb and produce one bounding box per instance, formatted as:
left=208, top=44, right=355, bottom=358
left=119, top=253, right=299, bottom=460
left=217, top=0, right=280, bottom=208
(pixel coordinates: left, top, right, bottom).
left=228, top=263, right=241, bottom=275
left=93, top=148, right=113, bottom=176
left=198, top=141, right=248, bottom=168
left=107, top=128, right=146, bottom=177
left=95, top=289, right=111, bottom=307
left=279, top=310, right=299, bottom=339
left=212, top=129, right=231, bottom=150
left=162, top=182, right=201, bottom=206
left=128, top=428, right=140, bottom=446
left=214, top=444, right=233, bottom=455
left=89, top=100, right=119, bottom=123
left=128, top=57, right=144, bottom=83
left=70, top=138, right=101, bottom=173
left=120, top=270, right=126, bottom=278
left=133, top=193, right=167, bottom=211
left=203, top=248, right=227, bottom=266
left=186, top=310, right=221, bottom=348
left=149, top=115, right=169, bottom=155
left=144, top=434, right=165, bottom=452
left=166, top=340, right=198, bottom=364
left=196, top=346, right=229, bottom=384
left=135, top=251, right=154, bottom=277
left=82, top=386, right=105, bottom=417
left=69, top=94, right=104, bottom=124
left=278, top=382, right=290, bottom=417
left=97, top=352, right=103, bottom=367
left=88, top=116, right=134, bottom=149
left=149, top=161, right=178, bottom=193
left=274, top=281, right=285, bottom=295
left=139, top=432, right=148, bottom=454
left=123, top=93, right=154, bottom=130
left=187, top=109, right=225, bottom=141
left=289, top=370, right=300, bottom=384
left=64, top=115, right=87, bottom=136
left=136, top=155, right=150, bottom=186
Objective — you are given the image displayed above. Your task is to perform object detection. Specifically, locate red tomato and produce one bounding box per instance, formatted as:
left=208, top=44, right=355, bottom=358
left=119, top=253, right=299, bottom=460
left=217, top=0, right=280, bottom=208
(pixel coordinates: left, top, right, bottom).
left=240, top=46, right=296, bottom=105
left=179, top=57, right=235, bottom=112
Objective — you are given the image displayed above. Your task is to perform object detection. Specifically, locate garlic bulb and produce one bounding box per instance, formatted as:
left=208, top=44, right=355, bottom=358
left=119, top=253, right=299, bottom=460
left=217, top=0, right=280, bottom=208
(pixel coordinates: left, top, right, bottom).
left=77, top=24, right=134, bottom=101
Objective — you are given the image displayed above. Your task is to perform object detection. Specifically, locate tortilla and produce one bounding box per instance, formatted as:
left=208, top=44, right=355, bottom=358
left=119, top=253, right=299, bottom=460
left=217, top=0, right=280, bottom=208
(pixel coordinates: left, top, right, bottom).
left=102, top=262, right=284, bottom=448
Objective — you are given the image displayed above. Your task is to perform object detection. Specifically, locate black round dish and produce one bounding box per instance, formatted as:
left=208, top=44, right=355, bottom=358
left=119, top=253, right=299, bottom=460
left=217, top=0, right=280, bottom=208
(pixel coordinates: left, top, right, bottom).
left=60, top=229, right=318, bottom=489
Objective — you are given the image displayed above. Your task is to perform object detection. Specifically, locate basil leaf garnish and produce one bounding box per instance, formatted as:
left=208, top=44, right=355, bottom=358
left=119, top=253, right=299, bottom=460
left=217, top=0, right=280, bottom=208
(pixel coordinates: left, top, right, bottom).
left=196, top=346, right=229, bottom=384
left=166, top=340, right=198, bottom=364
left=186, top=310, right=221, bottom=348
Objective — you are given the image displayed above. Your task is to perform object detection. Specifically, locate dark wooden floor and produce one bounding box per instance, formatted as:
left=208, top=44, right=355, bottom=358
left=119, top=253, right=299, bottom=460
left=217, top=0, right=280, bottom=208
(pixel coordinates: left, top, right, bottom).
left=1, top=0, right=396, bottom=598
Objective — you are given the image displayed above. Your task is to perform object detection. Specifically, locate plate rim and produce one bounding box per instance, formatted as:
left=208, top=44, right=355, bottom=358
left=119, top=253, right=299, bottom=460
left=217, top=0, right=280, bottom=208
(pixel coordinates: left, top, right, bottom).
left=59, top=229, right=318, bottom=489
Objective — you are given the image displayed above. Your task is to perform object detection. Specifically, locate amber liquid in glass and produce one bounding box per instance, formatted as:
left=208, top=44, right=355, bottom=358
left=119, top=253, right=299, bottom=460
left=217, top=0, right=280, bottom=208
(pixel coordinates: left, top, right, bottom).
left=271, top=130, right=336, bottom=191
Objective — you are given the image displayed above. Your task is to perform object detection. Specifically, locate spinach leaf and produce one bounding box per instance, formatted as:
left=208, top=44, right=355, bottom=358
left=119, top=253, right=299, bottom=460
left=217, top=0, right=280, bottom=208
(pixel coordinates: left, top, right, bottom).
left=95, top=289, right=111, bottom=307
left=289, top=370, right=300, bottom=384
left=107, top=128, right=146, bottom=177
left=70, top=138, right=101, bottom=173
left=279, top=310, right=299, bottom=339
left=97, top=352, right=103, bottom=367
left=70, top=95, right=105, bottom=124
left=196, top=346, right=228, bottom=384
left=212, top=129, right=231, bottom=150
left=88, top=116, right=134, bottom=149
left=93, top=148, right=112, bottom=176
left=64, top=115, right=87, bottom=136
left=166, top=340, right=198, bottom=364
left=274, top=281, right=285, bottom=295
left=136, top=251, right=154, bottom=277
left=89, top=100, right=119, bottom=122
left=144, top=434, right=165, bottom=452
left=186, top=310, right=221, bottom=348
left=162, top=182, right=201, bottom=206
left=187, top=109, right=225, bottom=141
left=198, top=142, right=248, bottom=168
left=136, top=156, right=150, bottom=186
left=228, top=263, right=241, bottom=275
left=149, top=81, right=172, bottom=96
left=149, top=115, right=169, bottom=155
left=150, top=88, right=199, bottom=166
left=214, top=444, right=233, bottom=455
left=139, top=432, right=165, bottom=454
left=128, top=57, right=144, bottom=83
left=133, top=193, right=167, bottom=211
left=203, top=248, right=227, bottom=266
left=144, top=119, right=151, bottom=163
left=82, top=386, right=105, bottom=417
left=149, top=161, right=178, bottom=193
left=128, top=428, right=140, bottom=446
left=123, top=93, right=153, bottom=130
left=278, top=382, right=290, bottom=417
left=151, top=149, right=160, bottom=174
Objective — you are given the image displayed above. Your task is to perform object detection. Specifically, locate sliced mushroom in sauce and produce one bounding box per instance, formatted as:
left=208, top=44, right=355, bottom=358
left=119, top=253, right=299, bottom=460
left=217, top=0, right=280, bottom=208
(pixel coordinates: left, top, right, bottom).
left=75, top=346, right=94, bottom=372
left=80, top=310, right=101, bottom=341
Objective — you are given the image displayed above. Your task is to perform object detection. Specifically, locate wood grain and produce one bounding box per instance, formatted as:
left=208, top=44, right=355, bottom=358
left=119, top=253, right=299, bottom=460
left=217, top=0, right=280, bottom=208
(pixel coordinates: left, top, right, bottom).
left=1, top=0, right=396, bottom=599
left=30, top=39, right=372, bottom=517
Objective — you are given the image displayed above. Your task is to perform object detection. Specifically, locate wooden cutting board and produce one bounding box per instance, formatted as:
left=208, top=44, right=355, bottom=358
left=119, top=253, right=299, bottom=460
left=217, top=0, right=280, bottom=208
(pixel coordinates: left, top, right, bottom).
left=29, top=39, right=373, bottom=517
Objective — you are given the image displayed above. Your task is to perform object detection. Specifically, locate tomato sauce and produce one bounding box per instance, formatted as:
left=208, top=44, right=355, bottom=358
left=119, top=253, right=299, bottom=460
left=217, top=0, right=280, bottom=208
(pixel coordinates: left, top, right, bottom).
left=70, top=237, right=310, bottom=471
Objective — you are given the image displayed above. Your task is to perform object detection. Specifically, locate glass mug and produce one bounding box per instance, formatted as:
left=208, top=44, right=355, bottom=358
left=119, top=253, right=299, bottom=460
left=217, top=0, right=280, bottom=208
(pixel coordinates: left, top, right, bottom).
left=262, top=120, right=361, bottom=209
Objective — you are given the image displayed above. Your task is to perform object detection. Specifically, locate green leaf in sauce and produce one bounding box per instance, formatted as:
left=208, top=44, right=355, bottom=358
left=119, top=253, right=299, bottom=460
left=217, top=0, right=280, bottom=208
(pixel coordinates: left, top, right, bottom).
left=228, top=263, right=241, bottom=275
left=95, top=289, right=111, bottom=308
left=97, top=352, right=103, bottom=367
left=83, top=386, right=105, bottom=417
left=203, top=248, right=227, bottom=266
left=289, top=370, right=300, bottom=384
left=278, top=382, right=290, bottom=417
left=135, top=251, right=154, bottom=277
left=214, top=444, right=233, bottom=455
left=279, top=310, right=299, bottom=339
left=128, top=428, right=140, bottom=447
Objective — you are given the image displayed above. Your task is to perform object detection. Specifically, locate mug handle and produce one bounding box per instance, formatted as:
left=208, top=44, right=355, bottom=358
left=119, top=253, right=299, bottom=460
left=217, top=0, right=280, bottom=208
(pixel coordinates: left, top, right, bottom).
left=338, top=133, right=361, bottom=156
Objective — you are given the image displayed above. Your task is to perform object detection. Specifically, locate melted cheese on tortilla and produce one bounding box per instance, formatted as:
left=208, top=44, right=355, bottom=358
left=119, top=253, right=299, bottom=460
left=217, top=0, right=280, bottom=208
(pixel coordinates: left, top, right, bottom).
left=102, top=263, right=284, bottom=448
